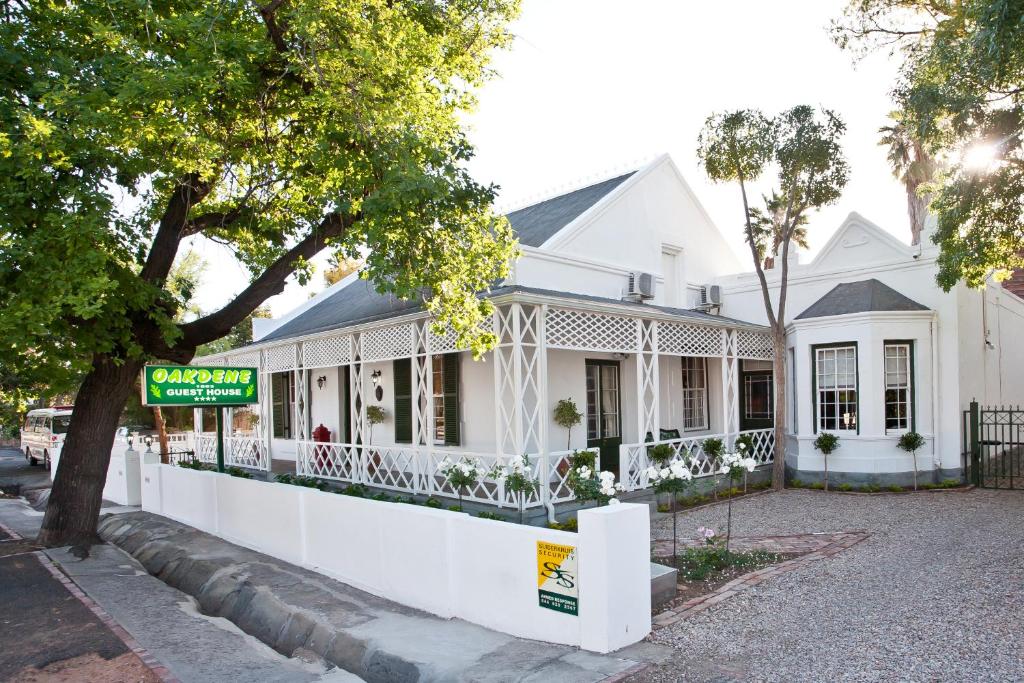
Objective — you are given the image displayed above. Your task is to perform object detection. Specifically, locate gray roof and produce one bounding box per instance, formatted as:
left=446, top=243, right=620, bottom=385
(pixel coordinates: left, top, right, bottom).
left=259, top=174, right=640, bottom=343
left=258, top=282, right=762, bottom=345
left=505, top=172, right=635, bottom=247
left=795, top=279, right=929, bottom=320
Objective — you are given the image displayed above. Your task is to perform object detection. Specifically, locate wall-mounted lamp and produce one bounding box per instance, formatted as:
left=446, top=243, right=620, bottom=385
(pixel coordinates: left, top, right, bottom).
left=371, top=370, right=383, bottom=401
left=316, top=375, right=327, bottom=390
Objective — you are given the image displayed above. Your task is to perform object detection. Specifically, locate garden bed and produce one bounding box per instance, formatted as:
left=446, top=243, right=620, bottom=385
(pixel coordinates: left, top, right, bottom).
left=787, top=479, right=968, bottom=494
left=652, top=546, right=800, bottom=608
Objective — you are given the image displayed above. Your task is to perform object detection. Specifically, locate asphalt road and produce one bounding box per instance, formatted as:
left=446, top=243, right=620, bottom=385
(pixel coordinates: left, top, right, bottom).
left=0, top=446, right=52, bottom=495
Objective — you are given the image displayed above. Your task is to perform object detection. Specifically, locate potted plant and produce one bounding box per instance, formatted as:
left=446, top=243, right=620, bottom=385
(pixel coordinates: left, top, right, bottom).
left=365, top=405, right=386, bottom=445
left=647, top=458, right=694, bottom=561
left=553, top=399, right=583, bottom=451
left=648, top=443, right=674, bottom=468
left=497, top=454, right=540, bottom=524
left=813, top=432, right=840, bottom=491
left=717, top=451, right=756, bottom=551
left=896, top=431, right=926, bottom=490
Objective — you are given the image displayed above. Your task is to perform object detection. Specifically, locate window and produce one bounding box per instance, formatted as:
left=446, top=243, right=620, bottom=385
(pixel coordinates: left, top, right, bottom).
left=271, top=372, right=292, bottom=438
left=52, top=416, right=71, bottom=434
left=743, top=374, right=772, bottom=419
left=432, top=354, right=460, bottom=445
left=789, top=347, right=798, bottom=433
left=681, top=357, right=708, bottom=431
left=814, top=345, right=858, bottom=432
left=884, top=342, right=913, bottom=433
left=586, top=361, right=621, bottom=440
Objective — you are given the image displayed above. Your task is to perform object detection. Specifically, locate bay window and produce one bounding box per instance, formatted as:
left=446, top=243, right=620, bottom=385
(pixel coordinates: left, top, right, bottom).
left=884, top=342, right=913, bottom=433
left=814, top=344, right=858, bottom=432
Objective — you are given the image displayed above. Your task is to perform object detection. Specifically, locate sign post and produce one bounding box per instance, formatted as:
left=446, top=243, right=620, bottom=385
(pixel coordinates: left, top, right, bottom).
left=141, top=365, right=259, bottom=473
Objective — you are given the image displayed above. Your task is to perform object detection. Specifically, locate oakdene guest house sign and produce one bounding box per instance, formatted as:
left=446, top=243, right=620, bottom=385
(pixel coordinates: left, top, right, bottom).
left=142, top=365, right=259, bottom=407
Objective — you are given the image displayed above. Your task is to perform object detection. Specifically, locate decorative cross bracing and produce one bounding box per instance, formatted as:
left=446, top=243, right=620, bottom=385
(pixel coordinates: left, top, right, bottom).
left=493, top=303, right=547, bottom=457
left=721, top=329, right=739, bottom=443
left=636, top=319, right=660, bottom=441
left=411, top=321, right=433, bottom=447
left=736, top=329, right=775, bottom=360
left=292, top=346, right=309, bottom=441
left=545, top=308, right=637, bottom=353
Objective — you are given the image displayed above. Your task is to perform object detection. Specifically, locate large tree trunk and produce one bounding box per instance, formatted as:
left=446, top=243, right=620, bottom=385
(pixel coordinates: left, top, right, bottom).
left=37, top=355, right=143, bottom=547
left=907, top=185, right=929, bottom=246
left=771, top=329, right=787, bottom=490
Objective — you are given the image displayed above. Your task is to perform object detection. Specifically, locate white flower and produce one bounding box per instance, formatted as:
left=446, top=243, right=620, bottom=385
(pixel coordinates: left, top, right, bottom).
left=737, top=442, right=747, bottom=451
left=645, top=465, right=659, bottom=480
left=608, top=498, right=620, bottom=505
left=718, top=464, right=731, bottom=475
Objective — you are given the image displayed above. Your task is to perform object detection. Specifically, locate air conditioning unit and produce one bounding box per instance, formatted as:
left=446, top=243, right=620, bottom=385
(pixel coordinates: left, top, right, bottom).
left=625, top=272, right=656, bottom=301
left=698, top=285, right=722, bottom=311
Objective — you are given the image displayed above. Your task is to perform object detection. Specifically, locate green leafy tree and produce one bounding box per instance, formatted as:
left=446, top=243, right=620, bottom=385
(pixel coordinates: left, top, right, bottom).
left=1, top=0, right=520, bottom=547
left=698, top=107, right=850, bottom=490
left=834, top=0, right=1024, bottom=287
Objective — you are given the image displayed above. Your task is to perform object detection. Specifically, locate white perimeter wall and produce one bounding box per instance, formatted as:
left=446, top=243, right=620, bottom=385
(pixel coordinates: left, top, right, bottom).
left=141, top=464, right=651, bottom=652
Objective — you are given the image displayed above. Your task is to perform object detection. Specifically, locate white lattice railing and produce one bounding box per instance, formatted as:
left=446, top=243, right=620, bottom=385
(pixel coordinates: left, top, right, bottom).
left=193, top=434, right=218, bottom=464
left=225, top=435, right=269, bottom=470
left=620, top=428, right=775, bottom=491
left=295, top=442, right=599, bottom=509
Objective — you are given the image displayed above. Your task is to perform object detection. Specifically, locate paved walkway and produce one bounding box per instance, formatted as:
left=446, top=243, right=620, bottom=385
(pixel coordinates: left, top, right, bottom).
left=631, top=488, right=1024, bottom=683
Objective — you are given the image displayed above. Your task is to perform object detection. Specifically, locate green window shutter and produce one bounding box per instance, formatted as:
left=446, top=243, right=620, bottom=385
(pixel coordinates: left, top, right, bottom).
left=271, top=373, right=285, bottom=438
left=443, top=353, right=460, bottom=446
left=393, top=358, right=412, bottom=443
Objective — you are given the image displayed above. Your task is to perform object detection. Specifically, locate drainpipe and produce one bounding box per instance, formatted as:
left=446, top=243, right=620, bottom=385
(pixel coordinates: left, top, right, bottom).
left=930, top=314, right=940, bottom=471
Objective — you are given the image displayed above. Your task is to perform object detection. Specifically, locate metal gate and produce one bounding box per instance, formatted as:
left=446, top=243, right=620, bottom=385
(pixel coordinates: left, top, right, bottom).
left=962, top=401, right=1024, bottom=489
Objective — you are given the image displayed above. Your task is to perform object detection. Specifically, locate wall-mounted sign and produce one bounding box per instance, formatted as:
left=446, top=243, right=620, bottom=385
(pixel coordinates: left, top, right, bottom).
left=537, top=540, right=578, bottom=615
left=142, top=365, right=258, bottom=407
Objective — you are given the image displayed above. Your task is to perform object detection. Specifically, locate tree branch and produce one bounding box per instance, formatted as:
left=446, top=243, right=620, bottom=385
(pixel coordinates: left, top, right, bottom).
left=731, top=141, right=778, bottom=330
left=140, top=173, right=213, bottom=284
left=178, top=210, right=360, bottom=348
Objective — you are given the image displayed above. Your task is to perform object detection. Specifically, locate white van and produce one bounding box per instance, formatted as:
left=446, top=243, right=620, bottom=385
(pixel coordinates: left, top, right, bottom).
left=21, top=407, right=73, bottom=469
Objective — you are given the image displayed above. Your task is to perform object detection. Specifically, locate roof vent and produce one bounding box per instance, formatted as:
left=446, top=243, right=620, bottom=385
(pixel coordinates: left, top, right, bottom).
left=624, top=272, right=656, bottom=302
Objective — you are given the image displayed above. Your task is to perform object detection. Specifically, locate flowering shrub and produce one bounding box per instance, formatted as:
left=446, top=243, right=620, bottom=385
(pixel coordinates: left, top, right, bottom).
left=696, top=526, right=718, bottom=546
left=569, top=465, right=623, bottom=505
left=439, top=456, right=497, bottom=508
left=718, top=448, right=757, bottom=482
left=493, top=454, right=540, bottom=523
left=646, top=460, right=694, bottom=496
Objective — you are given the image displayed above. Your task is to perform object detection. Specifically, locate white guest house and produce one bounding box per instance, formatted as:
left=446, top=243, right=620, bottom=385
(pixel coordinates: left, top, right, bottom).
left=194, top=154, right=1024, bottom=506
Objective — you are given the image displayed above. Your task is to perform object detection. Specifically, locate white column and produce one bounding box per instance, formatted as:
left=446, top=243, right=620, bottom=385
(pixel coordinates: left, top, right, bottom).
left=636, top=319, right=660, bottom=442
left=720, top=329, right=739, bottom=446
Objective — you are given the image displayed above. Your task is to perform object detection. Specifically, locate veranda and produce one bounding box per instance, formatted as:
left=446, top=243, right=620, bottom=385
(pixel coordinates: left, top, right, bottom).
left=188, top=289, right=777, bottom=520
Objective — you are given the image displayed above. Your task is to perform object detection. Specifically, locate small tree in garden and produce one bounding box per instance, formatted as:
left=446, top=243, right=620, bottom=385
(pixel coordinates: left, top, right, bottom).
left=365, top=406, right=386, bottom=446
left=496, top=454, right=540, bottom=524
left=718, top=451, right=757, bottom=551
left=897, top=431, right=926, bottom=491
left=813, top=432, right=840, bottom=491
left=438, top=457, right=491, bottom=511
left=553, top=399, right=583, bottom=451
left=703, top=438, right=725, bottom=499
left=647, top=459, right=694, bottom=561
left=734, top=434, right=756, bottom=491
left=648, top=443, right=675, bottom=468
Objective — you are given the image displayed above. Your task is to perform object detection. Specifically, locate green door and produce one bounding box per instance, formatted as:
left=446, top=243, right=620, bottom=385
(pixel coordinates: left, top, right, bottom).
left=739, top=369, right=774, bottom=431
left=585, top=360, right=622, bottom=476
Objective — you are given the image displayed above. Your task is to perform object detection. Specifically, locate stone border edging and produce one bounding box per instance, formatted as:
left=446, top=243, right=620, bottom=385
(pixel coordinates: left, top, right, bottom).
left=651, top=531, right=870, bottom=629
left=35, top=551, right=180, bottom=683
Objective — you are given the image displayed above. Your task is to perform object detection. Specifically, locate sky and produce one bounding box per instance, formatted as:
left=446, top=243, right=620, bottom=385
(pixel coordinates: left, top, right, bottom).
left=191, top=0, right=909, bottom=319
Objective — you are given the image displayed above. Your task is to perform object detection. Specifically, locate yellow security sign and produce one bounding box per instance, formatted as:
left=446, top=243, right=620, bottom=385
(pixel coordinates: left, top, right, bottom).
left=537, top=541, right=578, bottom=615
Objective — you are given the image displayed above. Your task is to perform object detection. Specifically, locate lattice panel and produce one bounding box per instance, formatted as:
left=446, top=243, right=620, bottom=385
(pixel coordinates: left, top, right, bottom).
left=264, top=344, right=296, bottom=372
left=544, top=308, right=637, bottom=352
left=361, top=324, right=414, bottom=361
left=223, top=350, right=260, bottom=368
left=428, top=325, right=461, bottom=354
left=303, top=334, right=352, bottom=368
left=296, top=441, right=360, bottom=481
left=659, top=322, right=724, bottom=357
left=226, top=436, right=268, bottom=470
left=736, top=330, right=775, bottom=360
left=364, top=446, right=418, bottom=492
left=722, top=329, right=739, bottom=437
left=636, top=319, right=660, bottom=441
left=493, top=304, right=545, bottom=457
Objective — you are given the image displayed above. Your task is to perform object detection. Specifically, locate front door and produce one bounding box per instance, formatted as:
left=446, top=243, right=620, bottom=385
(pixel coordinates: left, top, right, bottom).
left=585, top=360, right=622, bottom=476
left=739, top=368, right=774, bottom=431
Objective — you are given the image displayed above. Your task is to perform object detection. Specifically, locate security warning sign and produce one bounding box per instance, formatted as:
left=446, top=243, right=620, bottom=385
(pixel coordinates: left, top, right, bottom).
left=537, top=541, right=578, bottom=615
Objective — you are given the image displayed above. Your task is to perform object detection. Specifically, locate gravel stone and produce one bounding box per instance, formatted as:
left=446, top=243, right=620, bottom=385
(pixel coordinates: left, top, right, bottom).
left=634, top=489, right=1024, bottom=682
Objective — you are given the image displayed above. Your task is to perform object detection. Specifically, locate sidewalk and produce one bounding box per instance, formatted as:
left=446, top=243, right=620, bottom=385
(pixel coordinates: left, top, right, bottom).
left=0, top=495, right=359, bottom=682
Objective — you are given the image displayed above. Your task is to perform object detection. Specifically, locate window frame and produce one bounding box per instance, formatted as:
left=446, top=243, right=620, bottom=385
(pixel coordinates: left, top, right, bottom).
left=811, top=342, right=860, bottom=434
left=680, top=356, right=709, bottom=432
left=883, top=340, right=915, bottom=434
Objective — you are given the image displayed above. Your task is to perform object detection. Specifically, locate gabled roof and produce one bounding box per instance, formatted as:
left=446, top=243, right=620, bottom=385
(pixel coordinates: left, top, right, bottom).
left=795, top=279, right=929, bottom=320
left=504, top=172, right=635, bottom=247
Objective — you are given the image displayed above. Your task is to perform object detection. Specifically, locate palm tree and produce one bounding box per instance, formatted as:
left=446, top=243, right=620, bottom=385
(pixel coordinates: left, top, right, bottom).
left=748, top=192, right=810, bottom=270
left=879, top=116, right=936, bottom=246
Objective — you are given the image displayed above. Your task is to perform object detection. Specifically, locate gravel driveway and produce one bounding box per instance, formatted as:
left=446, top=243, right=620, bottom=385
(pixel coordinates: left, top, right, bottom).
left=633, top=488, right=1024, bottom=683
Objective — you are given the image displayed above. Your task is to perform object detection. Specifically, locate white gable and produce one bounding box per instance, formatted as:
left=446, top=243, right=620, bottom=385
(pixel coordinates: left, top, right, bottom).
left=809, top=212, right=913, bottom=272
